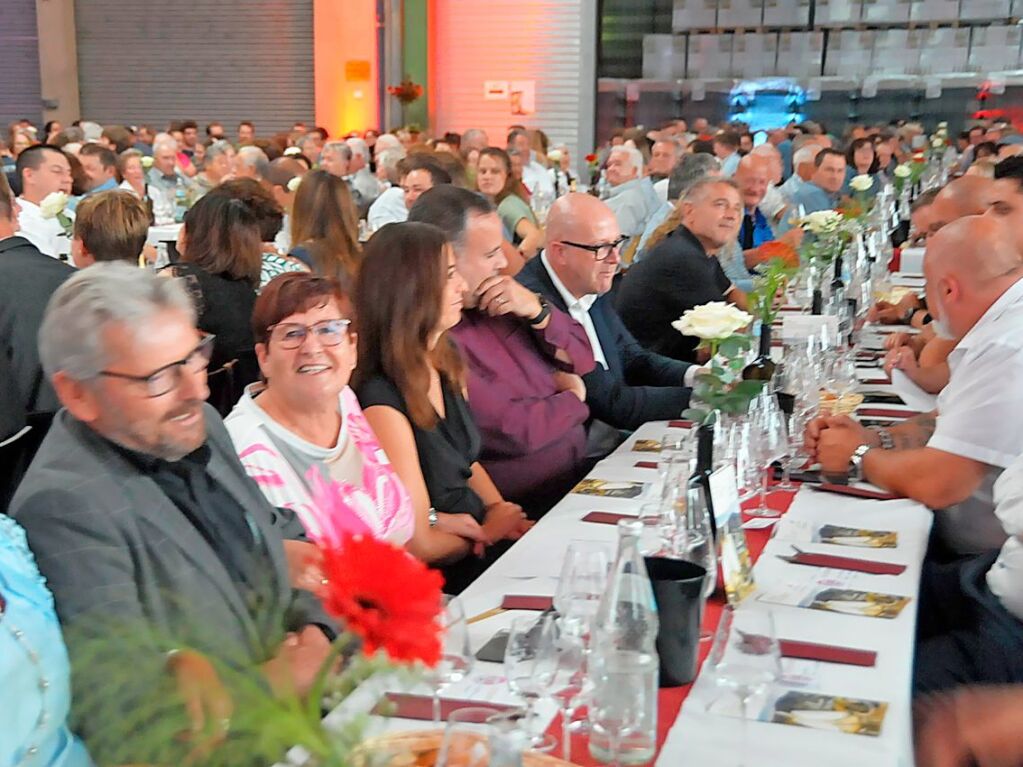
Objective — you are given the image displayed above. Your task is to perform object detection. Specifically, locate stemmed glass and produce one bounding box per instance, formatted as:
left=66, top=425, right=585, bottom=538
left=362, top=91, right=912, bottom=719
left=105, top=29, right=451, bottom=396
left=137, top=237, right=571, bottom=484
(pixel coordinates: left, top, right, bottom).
left=431, top=595, right=474, bottom=725
left=708, top=607, right=782, bottom=767
left=504, top=614, right=559, bottom=753
left=548, top=614, right=588, bottom=761
left=777, top=408, right=812, bottom=491
left=747, top=402, right=789, bottom=518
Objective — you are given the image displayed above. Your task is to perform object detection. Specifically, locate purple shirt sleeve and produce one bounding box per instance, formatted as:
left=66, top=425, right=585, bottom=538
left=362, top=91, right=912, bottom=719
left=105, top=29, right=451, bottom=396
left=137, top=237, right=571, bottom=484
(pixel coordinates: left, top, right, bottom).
left=532, top=305, right=597, bottom=375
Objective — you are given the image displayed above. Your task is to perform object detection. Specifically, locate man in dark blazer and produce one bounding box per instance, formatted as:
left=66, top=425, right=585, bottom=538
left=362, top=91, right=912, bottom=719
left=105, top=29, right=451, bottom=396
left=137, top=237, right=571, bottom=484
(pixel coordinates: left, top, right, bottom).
left=0, top=171, right=74, bottom=434
left=10, top=264, right=334, bottom=758
left=517, top=193, right=698, bottom=432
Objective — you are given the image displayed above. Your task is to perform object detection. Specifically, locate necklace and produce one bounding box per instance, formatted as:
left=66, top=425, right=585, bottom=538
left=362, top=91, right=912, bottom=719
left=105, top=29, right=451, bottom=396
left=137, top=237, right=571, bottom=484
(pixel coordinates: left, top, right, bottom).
left=1, top=591, right=52, bottom=766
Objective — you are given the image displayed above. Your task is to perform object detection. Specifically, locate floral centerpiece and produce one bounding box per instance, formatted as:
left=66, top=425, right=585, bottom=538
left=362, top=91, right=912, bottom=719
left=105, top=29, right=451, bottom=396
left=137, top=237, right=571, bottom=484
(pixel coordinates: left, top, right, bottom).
left=891, top=163, right=912, bottom=195
left=76, top=534, right=445, bottom=767
left=386, top=77, right=424, bottom=105
left=798, top=209, right=856, bottom=266
left=39, top=191, right=73, bottom=237
left=749, top=244, right=800, bottom=328
left=677, top=302, right=765, bottom=426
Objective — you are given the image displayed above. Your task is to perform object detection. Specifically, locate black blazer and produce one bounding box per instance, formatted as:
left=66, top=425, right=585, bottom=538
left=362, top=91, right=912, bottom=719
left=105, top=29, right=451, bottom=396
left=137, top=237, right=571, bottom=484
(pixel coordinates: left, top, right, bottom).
left=518, top=256, right=693, bottom=430
left=0, top=236, right=75, bottom=421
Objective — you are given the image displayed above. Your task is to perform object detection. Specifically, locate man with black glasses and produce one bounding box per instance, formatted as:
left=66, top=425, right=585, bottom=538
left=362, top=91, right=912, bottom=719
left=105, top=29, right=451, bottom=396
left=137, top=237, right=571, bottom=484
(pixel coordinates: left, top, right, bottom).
left=518, top=193, right=699, bottom=434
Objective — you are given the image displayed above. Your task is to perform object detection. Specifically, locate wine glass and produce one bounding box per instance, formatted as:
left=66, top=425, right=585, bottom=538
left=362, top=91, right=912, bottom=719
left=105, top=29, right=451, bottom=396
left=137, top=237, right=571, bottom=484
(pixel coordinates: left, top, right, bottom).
left=504, top=614, right=559, bottom=753
left=554, top=541, right=610, bottom=624
left=708, top=607, right=782, bottom=767
left=431, top=595, right=474, bottom=725
left=548, top=614, right=589, bottom=761
left=437, top=707, right=502, bottom=767
left=747, top=405, right=789, bottom=518
left=777, top=408, right=811, bottom=491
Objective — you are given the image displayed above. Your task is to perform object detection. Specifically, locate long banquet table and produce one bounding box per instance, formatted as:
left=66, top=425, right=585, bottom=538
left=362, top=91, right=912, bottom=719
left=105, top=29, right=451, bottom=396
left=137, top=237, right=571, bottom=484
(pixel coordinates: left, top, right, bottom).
left=288, top=325, right=932, bottom=767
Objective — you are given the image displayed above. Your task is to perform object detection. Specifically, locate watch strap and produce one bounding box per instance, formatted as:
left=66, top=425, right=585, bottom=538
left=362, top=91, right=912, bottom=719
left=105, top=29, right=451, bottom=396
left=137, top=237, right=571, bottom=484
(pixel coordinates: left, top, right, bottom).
left=527, top=295, right=551, bottom=326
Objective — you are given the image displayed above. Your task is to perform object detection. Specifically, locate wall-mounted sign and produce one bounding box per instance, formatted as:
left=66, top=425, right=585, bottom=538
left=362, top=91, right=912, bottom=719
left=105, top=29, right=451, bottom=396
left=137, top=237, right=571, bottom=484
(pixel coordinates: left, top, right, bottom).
left=345, top=60, right=372, bottom=82
left=509, top=80, right=535, bottom=115
left=484, top=81, right=509, bottom=100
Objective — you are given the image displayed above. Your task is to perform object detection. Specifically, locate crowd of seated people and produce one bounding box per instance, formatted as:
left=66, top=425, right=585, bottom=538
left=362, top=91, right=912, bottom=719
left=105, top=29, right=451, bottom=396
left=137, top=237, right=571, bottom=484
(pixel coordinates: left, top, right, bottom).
left=8, top=112, right=1023, bottom=764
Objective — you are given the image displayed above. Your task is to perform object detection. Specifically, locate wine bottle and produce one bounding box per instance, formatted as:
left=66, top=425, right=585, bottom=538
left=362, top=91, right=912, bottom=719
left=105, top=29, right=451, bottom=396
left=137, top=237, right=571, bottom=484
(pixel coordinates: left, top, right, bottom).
left=688, top=425, right=716, bottom=539
left=831, top=253, right=845, bottom=294
left=742, top=322, right=777, bottom=382
left=811, top=288, right=824, bottom=315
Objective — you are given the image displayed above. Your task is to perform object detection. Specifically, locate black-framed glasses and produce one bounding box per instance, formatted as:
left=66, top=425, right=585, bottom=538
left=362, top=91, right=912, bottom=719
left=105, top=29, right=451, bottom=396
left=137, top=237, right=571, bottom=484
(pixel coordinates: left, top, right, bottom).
left=98, top=334, right=216, bottom=398
left=267, top=319, right=351, bottom=350
left=558, top=236, right=627, bottom=261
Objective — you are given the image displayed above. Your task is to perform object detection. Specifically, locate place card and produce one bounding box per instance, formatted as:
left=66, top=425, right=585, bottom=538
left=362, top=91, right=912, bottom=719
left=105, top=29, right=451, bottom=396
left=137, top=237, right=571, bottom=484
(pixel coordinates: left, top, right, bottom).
left=758, top=582, right=911, bottom=619
left=709, top=466, right=756, bottom=605
left=769, top=691, right=888, bottom=736
left=632, top=439, right=661, bottom=453
left=582, top=511, right=637, bottom=525
left=571, top=479, right=647, bottom=499
left=772, top=518, right=898, bottom=548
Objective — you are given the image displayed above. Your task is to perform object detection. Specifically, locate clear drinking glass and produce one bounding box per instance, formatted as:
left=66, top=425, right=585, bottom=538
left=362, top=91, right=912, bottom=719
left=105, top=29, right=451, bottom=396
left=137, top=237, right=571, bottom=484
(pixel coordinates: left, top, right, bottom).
left=432, top=595, right=474, bottom=725
left=554, top=541, right=611, bottom=623
left=504, top=614, right=559, bottom=753
left=747, top=404, right=789, bottom=518
left=777, top=409, right=811, bottom=490
left=708, top=607, right=782, bottom=767
left=549, top=614, right=588, bottom=761
left=437, top=707, right=500, bottom=767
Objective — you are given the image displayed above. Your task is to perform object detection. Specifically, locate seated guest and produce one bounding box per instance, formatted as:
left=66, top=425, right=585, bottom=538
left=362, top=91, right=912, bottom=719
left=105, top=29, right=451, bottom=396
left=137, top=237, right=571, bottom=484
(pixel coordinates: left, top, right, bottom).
left=318, top=141, right=352, bottom=179
left=789, top=148, right=846, bottom=214
left=628, top=153, right=721, bottom=264
left=476, top=147, right=544, bottom=264
left=147, top=134, right=196, bottom=221
left=616, top=178, right=747, bottom=362
left=227, top=273, right=413, bottom=546
left=10, top=264, right=334, bottom=759
left=165, top=185, right=262, bottom=394
left=15, top=145, right=74, bottom=259
left=713, top=130, right=742, bottom=177
left=914, top=450, right=1023, bottom=693
left=648, top=138, right=682, bottom=191
left=193, top=139, right=235, bottom=198
left=1, top=515, right=91, bottom=766
left=508, top=128, right=555, bottom=198
left=0, top=171, right=74, bottom=426
left=218, top=178, right=307, bottom=289
left=116, top=148, right=153, bottom=200
left=265, top=156, right=307, bottom=254
left=297, top=132, right=325, bottom=167
left=842, top=137, right=880, bottom=196
left=518, top=194, right=697, bottom=432
left=345, top=136, right=382, bottom=203
left=778, top=144, right=821, bottom=202
left=749, top=143, right=789, bottom=226
left=353, top=223, right=533, bottom=591
left=368, top=155, right=451, bottom=231
left=76, top=142, right=119, bottom=197
left=807, top=215, right=1023, bottom=557
left=409, top=187, right=596, bottom=517
left=603, top=145, right=662, bottom=247
left=289, top=169, right=362, bottom=288
left=233, top=145, right=270, bottom=183
left=71, top=189, right=149, bottom=267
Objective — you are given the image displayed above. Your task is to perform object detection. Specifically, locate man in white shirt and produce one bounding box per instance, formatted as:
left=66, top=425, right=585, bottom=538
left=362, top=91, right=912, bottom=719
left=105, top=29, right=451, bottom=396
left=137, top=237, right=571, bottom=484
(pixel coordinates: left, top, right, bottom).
left=517, top=193, right=699, bottom=433
left=15, top=145, right=73, bottom=260
left=603, top=145, right=661, bottom=246
left=345, top=137, right=383, bottom=204
left=778, top=144, right=821, bottom=203
left=808, top=215, right=1023, bottom=557
left=508, top=128, right=555, bottom=198
left=367, top=156, right=451, bottom=231
left=713, top=130, right=742, bottom=177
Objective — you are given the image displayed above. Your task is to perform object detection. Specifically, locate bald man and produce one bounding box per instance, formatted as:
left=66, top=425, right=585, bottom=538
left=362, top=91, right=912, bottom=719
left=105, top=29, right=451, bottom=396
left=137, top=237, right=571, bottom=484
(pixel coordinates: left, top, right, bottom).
left=926, top=175, right=992, bottom=234
left=808, top=215, right=1023, bottom=558
left=517, top=194, right=698, bottom=433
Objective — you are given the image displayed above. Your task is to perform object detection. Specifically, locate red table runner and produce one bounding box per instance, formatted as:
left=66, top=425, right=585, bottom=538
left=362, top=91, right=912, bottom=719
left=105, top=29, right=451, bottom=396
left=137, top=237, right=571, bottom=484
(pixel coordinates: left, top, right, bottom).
left=548, top=485, right=797, bottom=765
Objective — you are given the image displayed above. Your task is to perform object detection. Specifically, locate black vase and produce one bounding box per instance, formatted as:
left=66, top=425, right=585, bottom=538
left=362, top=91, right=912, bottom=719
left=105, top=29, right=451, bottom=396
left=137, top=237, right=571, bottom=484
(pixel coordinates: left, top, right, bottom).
left=644, top=557, right=707, bottom=687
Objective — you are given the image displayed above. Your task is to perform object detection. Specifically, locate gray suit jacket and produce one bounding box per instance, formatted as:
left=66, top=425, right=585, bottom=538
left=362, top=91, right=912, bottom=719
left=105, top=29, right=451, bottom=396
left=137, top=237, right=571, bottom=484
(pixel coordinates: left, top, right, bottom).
left=10, top=405, right=332, bottom=743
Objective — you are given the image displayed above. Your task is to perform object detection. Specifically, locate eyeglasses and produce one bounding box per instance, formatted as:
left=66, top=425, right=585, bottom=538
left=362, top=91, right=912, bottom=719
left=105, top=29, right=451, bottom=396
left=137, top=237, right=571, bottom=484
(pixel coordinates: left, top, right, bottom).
left=558, top=236, right=627, bottom=261
left=98, top=335, right=216, bottom=398
left=267, top=319, right=351, bottom=350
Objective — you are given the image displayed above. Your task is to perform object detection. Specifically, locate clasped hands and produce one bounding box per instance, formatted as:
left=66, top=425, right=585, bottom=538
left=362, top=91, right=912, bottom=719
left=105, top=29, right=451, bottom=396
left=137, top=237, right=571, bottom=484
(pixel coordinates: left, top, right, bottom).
left=804, top=414, right=878, bottom=475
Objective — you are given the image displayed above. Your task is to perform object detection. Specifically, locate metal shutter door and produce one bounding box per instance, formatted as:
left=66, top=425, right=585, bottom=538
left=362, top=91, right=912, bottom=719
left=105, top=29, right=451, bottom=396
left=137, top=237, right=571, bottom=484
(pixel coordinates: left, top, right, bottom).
left=0, top=0, right=43, bottom=127
left=430, top=0, right=596, bottom=169
left=74, top=0, right=314, bottom=134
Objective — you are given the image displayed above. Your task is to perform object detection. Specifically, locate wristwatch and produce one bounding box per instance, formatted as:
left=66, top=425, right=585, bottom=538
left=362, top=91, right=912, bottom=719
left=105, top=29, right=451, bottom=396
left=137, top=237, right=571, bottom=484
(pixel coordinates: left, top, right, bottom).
left=527, top=295, right=551, bottom=326
left=849, top=443, right=873, bottom=482
left=428, top=508, right=439, bottom=528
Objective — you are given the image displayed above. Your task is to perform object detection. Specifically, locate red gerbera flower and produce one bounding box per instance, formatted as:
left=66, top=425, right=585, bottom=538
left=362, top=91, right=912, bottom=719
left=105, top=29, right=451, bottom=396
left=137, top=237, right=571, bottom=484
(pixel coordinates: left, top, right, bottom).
left=319, top=534, right=444, bottom=666
left=585, top=153, right=597, bottom=163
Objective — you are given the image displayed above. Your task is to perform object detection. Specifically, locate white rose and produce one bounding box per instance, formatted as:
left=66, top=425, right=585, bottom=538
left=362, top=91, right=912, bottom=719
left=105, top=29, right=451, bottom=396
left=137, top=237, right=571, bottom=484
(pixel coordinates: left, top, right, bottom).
left=547, top=149, right=563, bottom=163
left=931, top=138, right=944, bottom=149
left=849, top=174, right=873, bottom=193
left=893, top=164, right=912, bottom=179
left=936, top=128, right=948, bottom=139
left=141, top=155, right=154, bottom=169
left=39, top=191, right=69, bottom=219
left=801, top=209, right=843, bottom=234
left=286, top=176, right=302, bottom=193
left=671, top=301, right=753, bottom=341
left=937, top=121, right=948, bottom=129
left=284, top=146, right=302, bottom=157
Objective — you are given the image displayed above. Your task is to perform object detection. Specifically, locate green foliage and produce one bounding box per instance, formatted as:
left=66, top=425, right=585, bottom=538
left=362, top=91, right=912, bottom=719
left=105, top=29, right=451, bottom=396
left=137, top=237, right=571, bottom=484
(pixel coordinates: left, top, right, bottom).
left=684, top=333, right=765, bottom=425
left=749, top=257, right=798, bottom=326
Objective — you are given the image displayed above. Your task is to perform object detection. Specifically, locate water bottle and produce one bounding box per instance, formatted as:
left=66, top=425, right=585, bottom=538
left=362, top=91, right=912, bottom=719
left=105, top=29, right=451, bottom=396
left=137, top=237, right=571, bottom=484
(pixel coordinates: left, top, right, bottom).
left=588, top=519, right=659, bottom=765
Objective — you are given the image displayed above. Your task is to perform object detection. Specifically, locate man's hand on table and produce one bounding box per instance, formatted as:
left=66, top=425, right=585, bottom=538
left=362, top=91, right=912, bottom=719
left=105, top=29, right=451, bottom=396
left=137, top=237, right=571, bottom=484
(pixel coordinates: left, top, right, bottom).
left=916, top=685, right=1023, bottom=767
left=805, top=415, right=878, bottom=473
left=263, top=625, right=334, bottom=699
left=884, top=346, right=919, bottom=379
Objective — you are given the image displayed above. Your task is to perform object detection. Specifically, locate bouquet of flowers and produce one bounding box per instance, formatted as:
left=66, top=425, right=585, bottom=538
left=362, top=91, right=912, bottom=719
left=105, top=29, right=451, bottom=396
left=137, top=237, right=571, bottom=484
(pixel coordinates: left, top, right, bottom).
left=749, top=244, right=800, bottom=327
left=798, top=209, right=857, bottom=265
left=387, top=77, right=424, bottom=105
left=676, top=302, right=765, bottom=425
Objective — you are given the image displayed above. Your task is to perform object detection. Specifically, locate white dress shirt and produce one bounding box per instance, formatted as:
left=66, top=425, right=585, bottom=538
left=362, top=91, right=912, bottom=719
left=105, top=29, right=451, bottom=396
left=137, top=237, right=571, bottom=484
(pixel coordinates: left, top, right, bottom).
left=274, top=213, right=293, bottom=254
left=16, top=197, right=71, bottom=260
left=930, top=276, right=1023, bottom=554
left=367, top=186, right=408, bottom=231
left=988, top=453, right=1023, bottom=621
left=541, top=252, right=607, bottom=369
left=521, top=160, right=556, bottom=198
left=653, top=178, right=669, bottom=203
left=760, top=184, right=788, bottom=223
